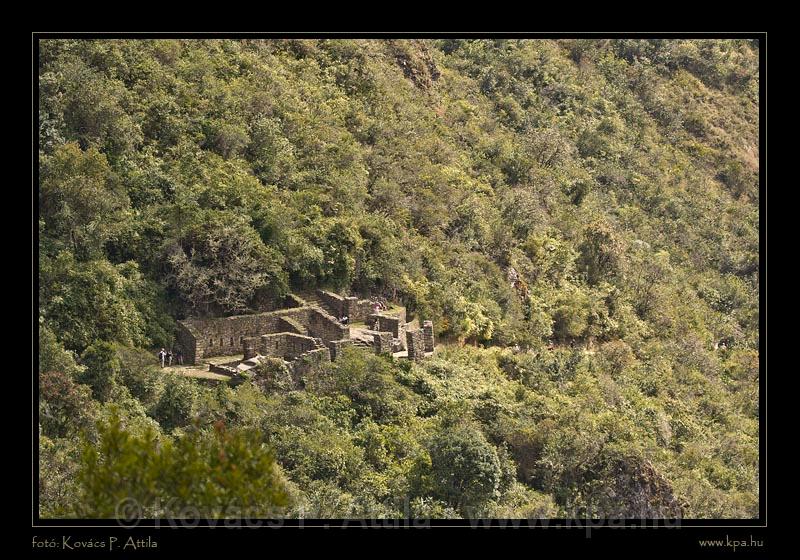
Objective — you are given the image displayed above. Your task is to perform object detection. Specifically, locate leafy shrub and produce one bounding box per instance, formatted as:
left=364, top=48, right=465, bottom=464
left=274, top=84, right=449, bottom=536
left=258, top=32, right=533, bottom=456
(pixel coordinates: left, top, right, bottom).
left=77, top=415, right=289, bottom=518
left=425, top=425, right=504, bottom=515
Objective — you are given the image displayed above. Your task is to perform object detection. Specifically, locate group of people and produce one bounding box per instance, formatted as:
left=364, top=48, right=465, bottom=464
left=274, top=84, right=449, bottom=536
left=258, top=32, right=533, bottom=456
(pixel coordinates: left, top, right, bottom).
left=158, top=347, right=183, bottom=368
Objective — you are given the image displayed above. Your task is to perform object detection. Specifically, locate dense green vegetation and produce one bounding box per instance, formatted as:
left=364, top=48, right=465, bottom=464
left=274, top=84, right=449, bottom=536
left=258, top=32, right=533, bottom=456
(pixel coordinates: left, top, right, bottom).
left=38, top=38, right=759, bottom=519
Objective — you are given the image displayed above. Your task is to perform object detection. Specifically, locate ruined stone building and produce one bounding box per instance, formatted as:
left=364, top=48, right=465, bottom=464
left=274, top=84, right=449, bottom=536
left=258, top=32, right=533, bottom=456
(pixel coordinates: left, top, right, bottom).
left=175, top=290, right=434, bottom=377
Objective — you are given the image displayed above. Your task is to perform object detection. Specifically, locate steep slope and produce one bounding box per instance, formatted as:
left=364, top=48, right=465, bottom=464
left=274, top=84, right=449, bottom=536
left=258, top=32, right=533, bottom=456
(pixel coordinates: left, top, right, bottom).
left=38, top=38, right=760, bottom=518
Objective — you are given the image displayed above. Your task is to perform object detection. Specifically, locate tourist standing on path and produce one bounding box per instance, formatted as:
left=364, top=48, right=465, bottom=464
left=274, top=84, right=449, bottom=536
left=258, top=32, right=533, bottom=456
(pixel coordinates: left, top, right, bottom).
left=158, top=348, right=167, bottom=368
left=167, top=349, right=173, bottom=366
left=176, top=349, right=183, bottom=365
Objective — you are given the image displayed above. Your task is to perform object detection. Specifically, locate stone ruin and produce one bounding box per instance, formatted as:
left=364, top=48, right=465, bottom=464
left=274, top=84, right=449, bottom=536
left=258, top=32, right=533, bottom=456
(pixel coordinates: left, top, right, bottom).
left=231, top=332, right=332, bottom=386
left=176, top=289, right=435, bottom=382
left=175, top=293, right=346, bottom=365
left=316, top=289, right=376, bottom=322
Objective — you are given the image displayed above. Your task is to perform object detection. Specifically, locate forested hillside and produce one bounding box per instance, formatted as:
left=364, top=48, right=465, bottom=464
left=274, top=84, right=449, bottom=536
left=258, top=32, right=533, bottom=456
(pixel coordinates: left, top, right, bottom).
left=38, top=38, right=760, bottom=519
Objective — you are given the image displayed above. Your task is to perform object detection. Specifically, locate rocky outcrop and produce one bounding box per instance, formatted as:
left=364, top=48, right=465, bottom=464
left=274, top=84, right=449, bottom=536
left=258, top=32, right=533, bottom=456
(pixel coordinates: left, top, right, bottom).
left=580, top=454, right=684, bottom=519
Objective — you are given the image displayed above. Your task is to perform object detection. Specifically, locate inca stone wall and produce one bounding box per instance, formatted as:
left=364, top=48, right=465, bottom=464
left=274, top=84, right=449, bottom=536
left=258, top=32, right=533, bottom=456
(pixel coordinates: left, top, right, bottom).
left=373, top=332, right=392, bottom=355
left=345, top=297, right=374, bottom=321
left=178, top=292, right=428, bottom=367
left=179, top=308, right=303, bottom=361
left=307, top=307, right=349, bottom=343
left=423, top=320, right=435, bottom=352
left=318, top=289, right=373, bottom=321
left=368, top=314, right=401, bottom=338
left=258, top=332, right=320, bottom=360
left=290, top=347, right=331, bottom=386
left=327, top=339, right=353, bottom=361
left=406, top=329, right=425, bottom=361
left=318, top=289, right=345, bottom=317
left=242, top=336, right=259, bottom=360
left=178, top=305, right=345, bottom=364
left=175, top=322, right=198, bottom=365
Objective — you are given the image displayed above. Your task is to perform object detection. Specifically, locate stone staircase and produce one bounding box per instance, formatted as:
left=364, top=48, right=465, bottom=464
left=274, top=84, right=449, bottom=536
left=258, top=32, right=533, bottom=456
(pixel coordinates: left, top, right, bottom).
left=351, top=337, right=372, bottom=349
left=297, top=291, right=337, bottom=316
left=279, top=316, right=309, bottom=336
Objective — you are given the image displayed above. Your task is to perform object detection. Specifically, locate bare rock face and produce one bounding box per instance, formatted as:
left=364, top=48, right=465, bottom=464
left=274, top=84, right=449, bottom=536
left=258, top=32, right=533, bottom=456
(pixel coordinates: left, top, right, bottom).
left=506, top=266, right=519, bottom=285
left=583, top=455, right=684, bottom=519
left=389, top=40, right=441, bottom=90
